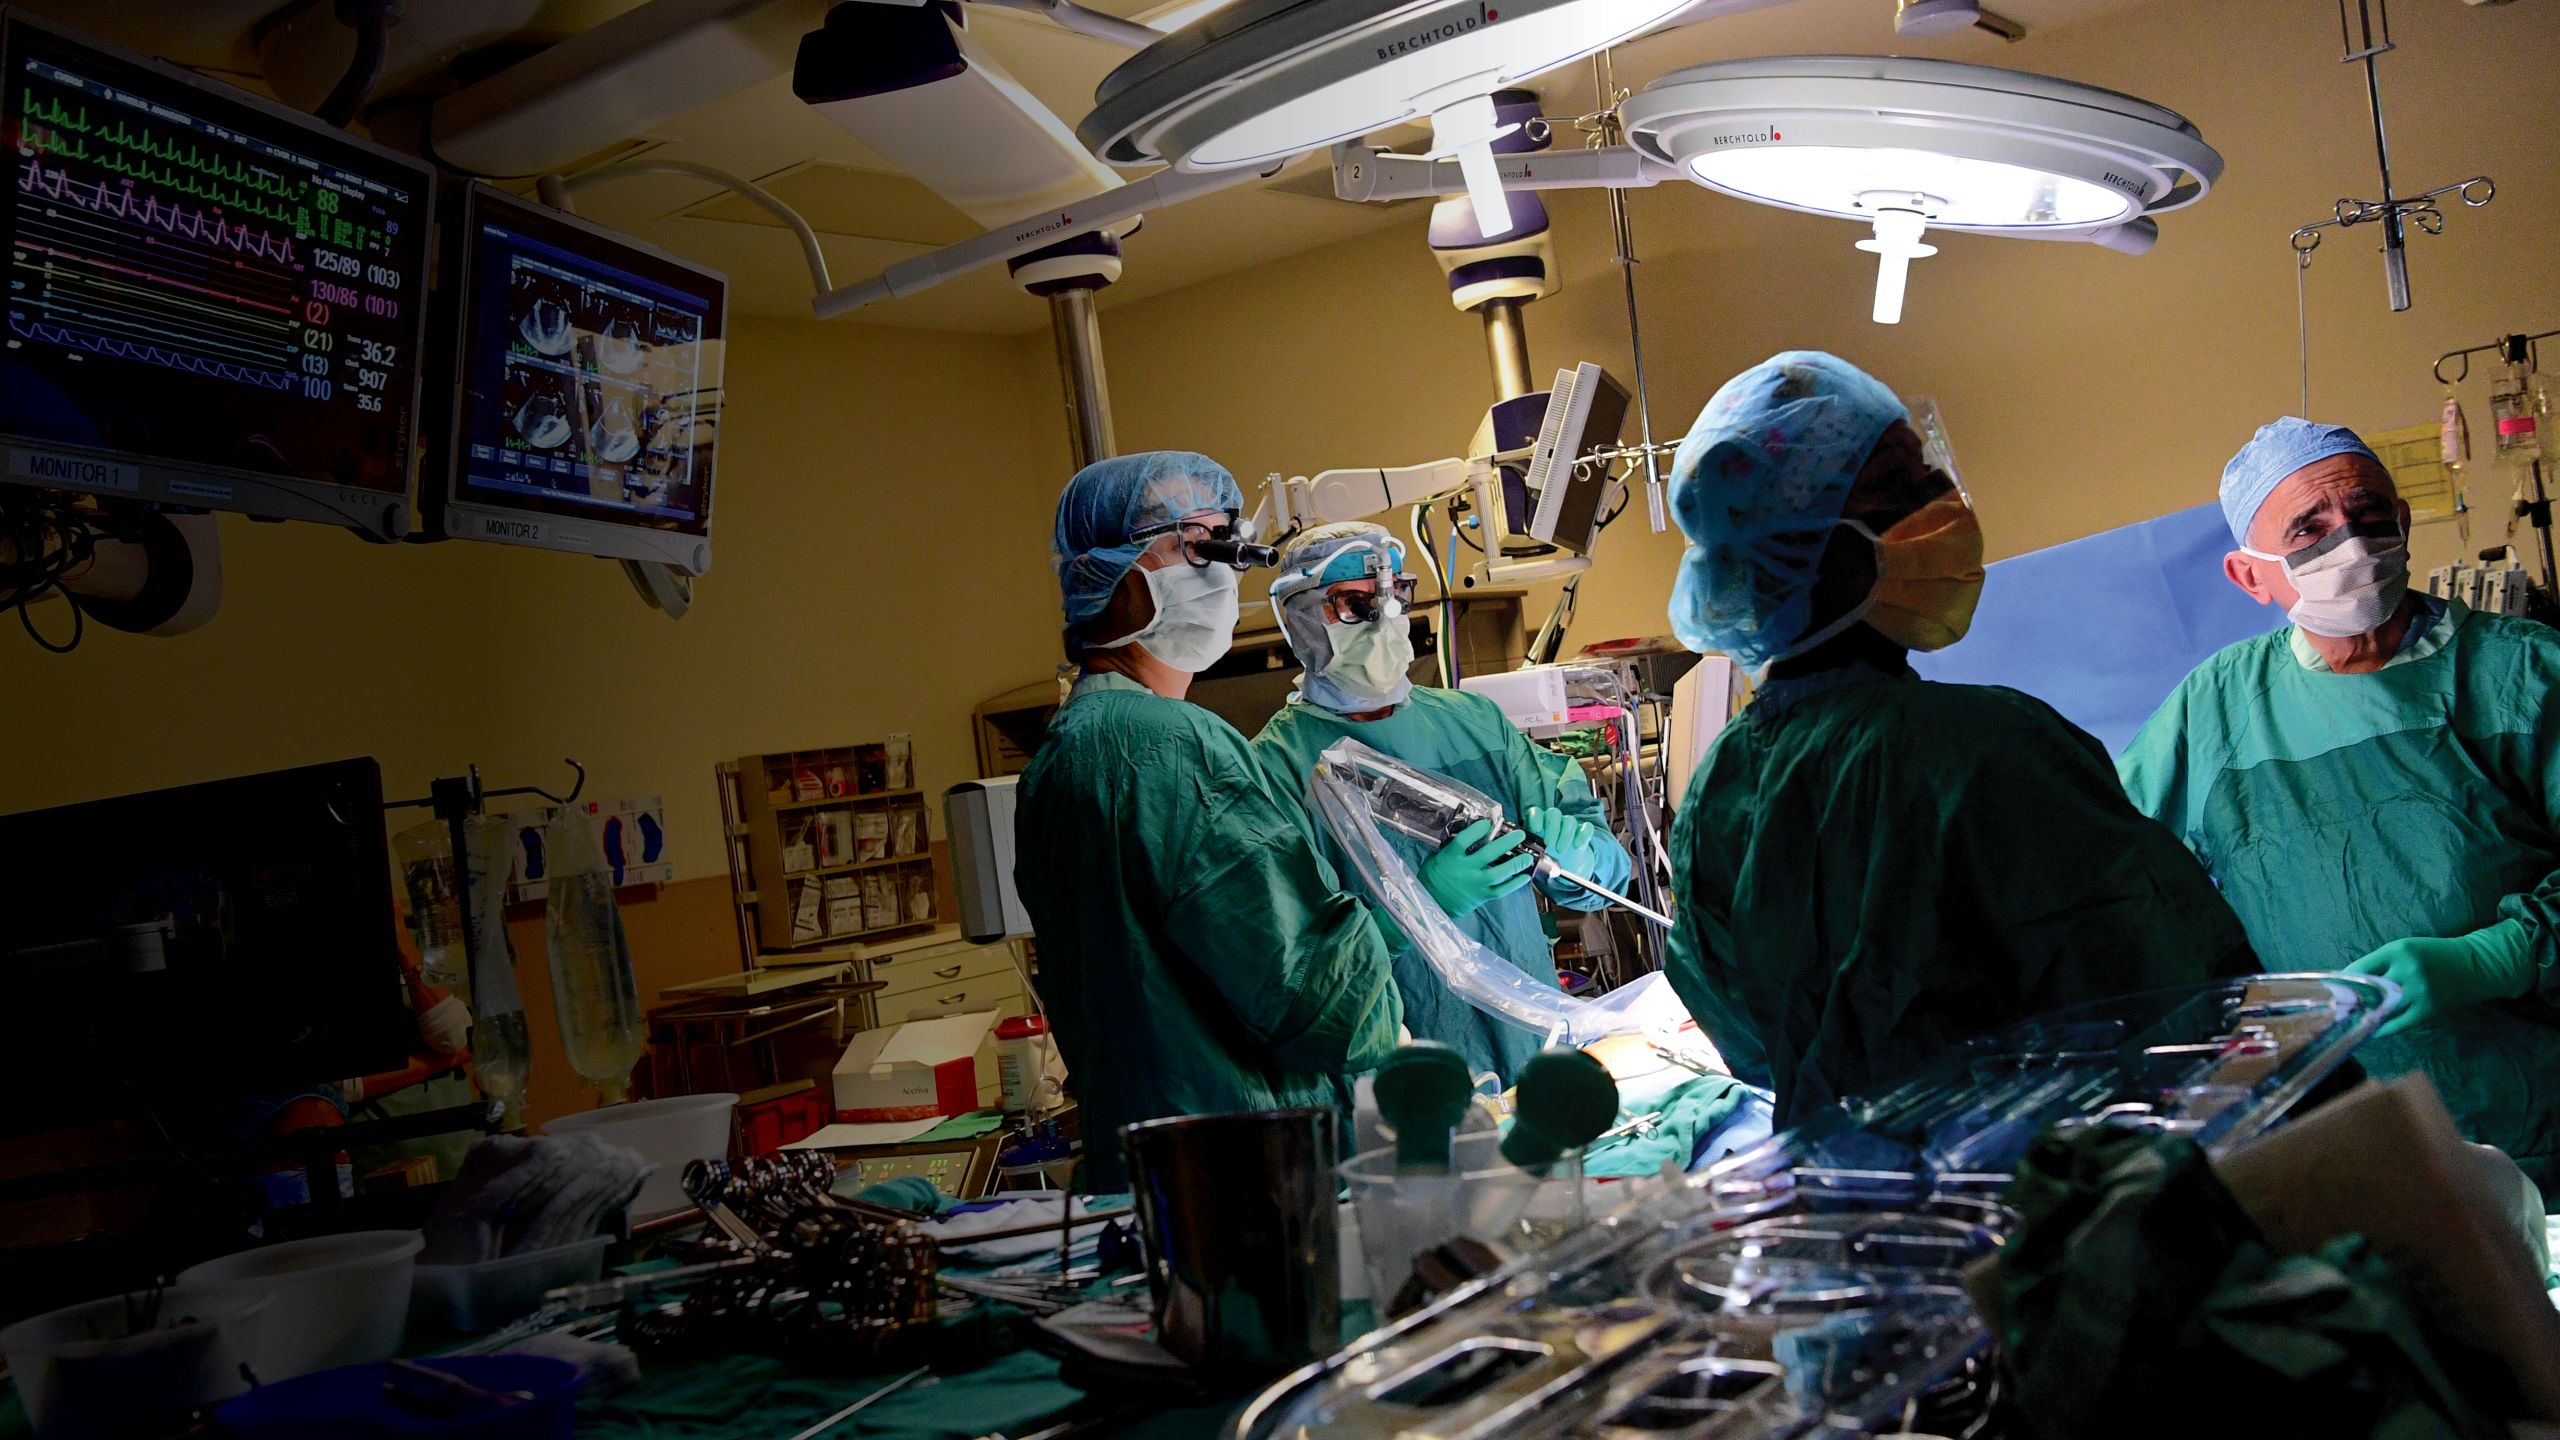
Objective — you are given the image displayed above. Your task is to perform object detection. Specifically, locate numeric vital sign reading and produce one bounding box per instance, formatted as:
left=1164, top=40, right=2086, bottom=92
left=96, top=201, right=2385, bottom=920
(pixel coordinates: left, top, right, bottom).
left=2, top=14, right=430, bottom=506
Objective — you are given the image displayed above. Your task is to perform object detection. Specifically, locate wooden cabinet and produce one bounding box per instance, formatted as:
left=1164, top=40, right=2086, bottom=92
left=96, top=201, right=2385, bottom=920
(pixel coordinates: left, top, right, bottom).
left=719, top=742, right=945, bottom=960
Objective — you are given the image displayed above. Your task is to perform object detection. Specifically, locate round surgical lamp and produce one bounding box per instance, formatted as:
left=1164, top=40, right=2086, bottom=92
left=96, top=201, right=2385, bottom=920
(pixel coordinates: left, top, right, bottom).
left=1622, top=56, right=2222, bottom=322
left=1078, top=0, right=1697, bottom=240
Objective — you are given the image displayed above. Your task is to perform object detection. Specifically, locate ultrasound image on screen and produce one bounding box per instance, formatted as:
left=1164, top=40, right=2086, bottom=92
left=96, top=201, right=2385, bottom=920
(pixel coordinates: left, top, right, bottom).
left=454, top=193, right=721, bottom=535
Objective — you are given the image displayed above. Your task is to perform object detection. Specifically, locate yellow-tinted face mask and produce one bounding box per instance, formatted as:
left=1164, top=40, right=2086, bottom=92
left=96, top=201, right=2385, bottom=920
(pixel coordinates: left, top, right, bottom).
left=1845, top=492, right=1985, bottom=652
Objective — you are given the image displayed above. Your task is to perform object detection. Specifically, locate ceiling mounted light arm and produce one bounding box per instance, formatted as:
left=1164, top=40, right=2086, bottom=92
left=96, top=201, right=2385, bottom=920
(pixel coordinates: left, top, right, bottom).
left=1332, top=138, right=1675, bottom=202
left=810, top=160, right=1279, bottom=315
left=972, top=0, right=1170, bottom=47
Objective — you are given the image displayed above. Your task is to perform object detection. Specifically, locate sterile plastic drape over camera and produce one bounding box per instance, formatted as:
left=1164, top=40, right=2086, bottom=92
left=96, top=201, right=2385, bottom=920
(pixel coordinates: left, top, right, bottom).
left=1308, top=736, right=1683, bottom=1048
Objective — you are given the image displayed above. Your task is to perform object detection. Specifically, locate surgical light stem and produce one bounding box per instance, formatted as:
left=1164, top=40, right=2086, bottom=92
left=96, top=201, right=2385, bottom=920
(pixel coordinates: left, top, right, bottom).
left=1433, top=95, right=1514, bottom=241
left=1857, top=209, right=1934, bottom=326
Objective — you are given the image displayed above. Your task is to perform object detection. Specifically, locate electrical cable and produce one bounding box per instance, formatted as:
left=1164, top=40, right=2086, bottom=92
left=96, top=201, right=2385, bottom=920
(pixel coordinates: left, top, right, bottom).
left=1412, top=502, right=1450, bottom=688
left=3, top=495, right=111, bottom=653
left=315, top=0, right=402, bottom=130
left=1443, top=511, right=1465, bottom=686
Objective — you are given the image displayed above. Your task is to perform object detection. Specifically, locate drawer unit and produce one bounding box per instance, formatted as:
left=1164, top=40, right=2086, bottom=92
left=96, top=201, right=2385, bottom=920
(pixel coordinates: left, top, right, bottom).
left=869, top=939, right=1018, bottom=1001
left=874, top=965, right=1024, bottom=1027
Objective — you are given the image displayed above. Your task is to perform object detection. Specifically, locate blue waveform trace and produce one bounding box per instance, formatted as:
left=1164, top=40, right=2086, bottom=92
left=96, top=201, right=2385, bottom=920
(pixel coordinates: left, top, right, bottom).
left=7, top=312, right=296, bottom=391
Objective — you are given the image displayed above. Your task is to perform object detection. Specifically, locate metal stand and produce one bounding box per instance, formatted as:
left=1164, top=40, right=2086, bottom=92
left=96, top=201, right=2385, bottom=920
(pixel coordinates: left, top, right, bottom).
left=385, top=759, right=587, bottom=996
left=2288, top=0, right=2493, bottom=316
left=2433, top=331, right=2560, bottom=593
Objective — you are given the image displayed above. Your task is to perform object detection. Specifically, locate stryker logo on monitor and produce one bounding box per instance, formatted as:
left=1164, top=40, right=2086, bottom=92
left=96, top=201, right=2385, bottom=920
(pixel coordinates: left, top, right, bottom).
left=477, top=515, right=546, bottom=542
left=10, top=449, right=137, bottom=491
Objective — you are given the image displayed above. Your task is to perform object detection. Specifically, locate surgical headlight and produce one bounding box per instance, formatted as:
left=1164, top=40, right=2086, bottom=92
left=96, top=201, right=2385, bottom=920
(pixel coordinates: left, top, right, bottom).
left=1129, top=511, right=1281, bottom=570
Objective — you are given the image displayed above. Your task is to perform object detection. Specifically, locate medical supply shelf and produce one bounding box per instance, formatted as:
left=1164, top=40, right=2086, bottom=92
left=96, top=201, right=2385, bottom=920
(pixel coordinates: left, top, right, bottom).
left=718, top=743, right=943, bottom=960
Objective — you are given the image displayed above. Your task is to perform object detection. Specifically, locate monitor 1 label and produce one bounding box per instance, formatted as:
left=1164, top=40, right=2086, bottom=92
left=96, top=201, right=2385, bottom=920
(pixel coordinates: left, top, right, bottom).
left=9, top=449, right=138, bottom=491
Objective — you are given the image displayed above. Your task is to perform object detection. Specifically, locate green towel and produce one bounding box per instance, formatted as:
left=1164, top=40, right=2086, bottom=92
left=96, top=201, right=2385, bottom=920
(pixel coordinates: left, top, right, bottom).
left=1989, top=1125, right=2517, bottom=1440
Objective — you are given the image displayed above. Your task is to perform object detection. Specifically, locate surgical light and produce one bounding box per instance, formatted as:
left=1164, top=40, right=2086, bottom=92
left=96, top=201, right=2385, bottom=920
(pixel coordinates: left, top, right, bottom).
left=1078, top=0, right=1712, bottom=239
left=1623, top=56, right=2221, bottom=323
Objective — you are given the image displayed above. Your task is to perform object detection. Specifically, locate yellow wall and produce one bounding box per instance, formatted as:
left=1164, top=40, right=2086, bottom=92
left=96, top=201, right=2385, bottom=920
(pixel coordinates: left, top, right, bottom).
left=1078, top=0, right=2560, bottom=648
left=2, top=315, right=1061, bottom=884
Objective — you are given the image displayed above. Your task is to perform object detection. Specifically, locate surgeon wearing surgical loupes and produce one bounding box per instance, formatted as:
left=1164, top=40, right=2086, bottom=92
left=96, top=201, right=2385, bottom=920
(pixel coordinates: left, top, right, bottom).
left=1250, top=522, right=1635, bottom=1086
left=1011, top=454, right=1404, bottom=1193
left=2121, top=418, right=2560, bottom=1195
left=1660, top=351, right=2256, bottom=1129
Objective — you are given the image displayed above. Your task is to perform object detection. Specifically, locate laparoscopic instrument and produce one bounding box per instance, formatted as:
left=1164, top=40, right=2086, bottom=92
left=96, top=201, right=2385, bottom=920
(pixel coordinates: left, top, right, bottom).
left=1327, top=743, right=1672, bottom=929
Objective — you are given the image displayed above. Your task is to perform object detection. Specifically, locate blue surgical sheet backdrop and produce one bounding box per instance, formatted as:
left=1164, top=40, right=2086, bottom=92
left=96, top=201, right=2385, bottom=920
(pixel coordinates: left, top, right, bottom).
left=1911, top=502, right=2286, bottom=755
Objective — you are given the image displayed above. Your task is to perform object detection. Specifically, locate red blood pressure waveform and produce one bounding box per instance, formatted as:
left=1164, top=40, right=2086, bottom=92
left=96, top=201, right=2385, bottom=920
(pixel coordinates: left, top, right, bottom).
left=17, top=150, right=302, bottom=265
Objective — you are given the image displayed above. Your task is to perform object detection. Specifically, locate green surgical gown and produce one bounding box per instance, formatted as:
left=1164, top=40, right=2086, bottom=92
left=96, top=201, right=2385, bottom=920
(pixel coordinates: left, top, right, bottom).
left=1013, top=672, right=1404, bottom=1191
left=1252, top=687, right=1632, bottom=1085
left=2120, top=602, right=2560, bottom=1190
left=1668, top=666, right=2257, bottom=1128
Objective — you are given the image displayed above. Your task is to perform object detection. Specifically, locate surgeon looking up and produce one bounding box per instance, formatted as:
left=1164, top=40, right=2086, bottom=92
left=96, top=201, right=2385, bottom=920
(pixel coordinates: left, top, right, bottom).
left=1251, top=522, right=1634, bottom=1086
left=1012, top=452, right=1404, bottom=1192
left=1662, top=351, right=2256, bottom=1127
left=2120, top=419, right=2560, bottom=1193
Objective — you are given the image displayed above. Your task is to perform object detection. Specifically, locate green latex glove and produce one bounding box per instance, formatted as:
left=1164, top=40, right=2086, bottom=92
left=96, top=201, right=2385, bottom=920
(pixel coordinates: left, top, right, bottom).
left=2346, top=919, right=2536, bottom=1038
left=1420, top=818, right=1535, bottom=918
left=1526, top=806, right=1604, bottom=876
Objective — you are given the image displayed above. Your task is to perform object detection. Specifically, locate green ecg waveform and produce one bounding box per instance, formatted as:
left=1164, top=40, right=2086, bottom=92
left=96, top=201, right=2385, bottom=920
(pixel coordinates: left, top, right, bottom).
left=18, top=125, right=385, bottom=253
left=19, top=91, right=87, bottom=133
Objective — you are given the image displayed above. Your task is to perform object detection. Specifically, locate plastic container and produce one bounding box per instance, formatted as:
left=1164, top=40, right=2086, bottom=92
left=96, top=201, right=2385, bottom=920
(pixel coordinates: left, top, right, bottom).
left=0, top=1287, right=271, bottom=1440
left=175, top=1229, right=422, bottom=1382
left=1340, top=1131, right=1554, bottom=1307
left=410, top=1235, right=612, bottom=1334
left=542, top=1092, right=736, bottom=1218
left=995, top=1014, right=1050, bottom=1115
left=215, top=1354, right=581, bottom=1439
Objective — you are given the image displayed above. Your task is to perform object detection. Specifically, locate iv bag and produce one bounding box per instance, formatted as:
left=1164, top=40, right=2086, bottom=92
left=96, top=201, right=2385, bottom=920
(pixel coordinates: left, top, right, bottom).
left=1307, top=737, right=1688, bottom=1049
left=462, top=815, right=533, bottom=1125
left=544, top=807, right=647, bottom=1102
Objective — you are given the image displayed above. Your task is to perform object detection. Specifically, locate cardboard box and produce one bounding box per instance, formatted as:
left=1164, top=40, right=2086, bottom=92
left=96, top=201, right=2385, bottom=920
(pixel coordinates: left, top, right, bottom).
left=832, top=1010, right=1000, bottom=1122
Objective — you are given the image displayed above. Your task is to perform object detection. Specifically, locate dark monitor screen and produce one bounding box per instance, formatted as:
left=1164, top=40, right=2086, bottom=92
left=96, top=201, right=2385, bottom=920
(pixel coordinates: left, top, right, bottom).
left=0, top=10, right=432, bottom=538
left=432, top=182, right=723, bottom=574
left=0, top=758, right=411, bottom=1132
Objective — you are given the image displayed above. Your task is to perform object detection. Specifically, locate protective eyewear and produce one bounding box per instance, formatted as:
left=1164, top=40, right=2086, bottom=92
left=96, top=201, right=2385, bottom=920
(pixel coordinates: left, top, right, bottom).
left=1130, top=511, right=1280, bottom=570
left=1320, top=576, right=1419, bottom=624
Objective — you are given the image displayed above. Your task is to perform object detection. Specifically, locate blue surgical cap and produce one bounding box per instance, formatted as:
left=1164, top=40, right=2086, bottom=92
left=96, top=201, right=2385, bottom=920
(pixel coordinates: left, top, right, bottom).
left=1052, top=451, right=1240, bottom=654
left=1269, top=522, right=1405, bottom=611
left=1665, top=351, right=1909, bottom=666
left=2219, top=418, right=2382, bottom=546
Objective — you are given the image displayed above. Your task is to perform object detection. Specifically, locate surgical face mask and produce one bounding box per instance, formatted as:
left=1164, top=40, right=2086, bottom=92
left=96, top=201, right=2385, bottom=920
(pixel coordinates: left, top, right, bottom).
left=1764, top=490, right=1985, bottom=664
left=2242, top=520, right=2409, bottom=638
left=1851, top=492, right=1985, bottom=652
left=419, top=993, right=472, bottom=1056
left=1088, top=559, right=1240, bottom=672
left=1316, top=605, right=1416, bottom=711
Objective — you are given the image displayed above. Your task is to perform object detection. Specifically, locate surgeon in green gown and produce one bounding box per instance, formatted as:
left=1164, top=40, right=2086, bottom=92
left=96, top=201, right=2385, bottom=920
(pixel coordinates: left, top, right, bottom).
left=1013, top=452, right=1404, bottom=1191
left=2120, top=418, right=2560, bottom=1196
left=1251, top=522, right=1635, bottom=1086
left=1661, top=351, right=2257, bottom=1127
